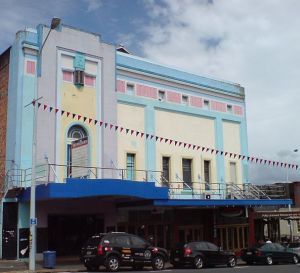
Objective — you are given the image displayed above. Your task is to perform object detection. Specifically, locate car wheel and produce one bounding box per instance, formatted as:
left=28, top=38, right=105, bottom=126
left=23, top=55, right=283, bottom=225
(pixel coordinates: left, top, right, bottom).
left=266, top=256, right=273, bottom=265
left=227, top=256, right=236, bottom=267
left=105, top=256, right=120, bottom=272
left=193, top=256, right=204, bottom=269
left=152, top=255, right=165, bottom=270
left=292, top=255, right=299, bottom=264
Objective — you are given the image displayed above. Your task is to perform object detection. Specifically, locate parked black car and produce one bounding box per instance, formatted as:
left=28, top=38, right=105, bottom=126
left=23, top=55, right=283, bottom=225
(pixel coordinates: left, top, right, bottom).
left=240, top=242, right=299, bottom=265
left=287, top=242, right=300, bottom=258
left=80, top=232, right=168, bottom=272
left=170, top=241, right=236, bottom=269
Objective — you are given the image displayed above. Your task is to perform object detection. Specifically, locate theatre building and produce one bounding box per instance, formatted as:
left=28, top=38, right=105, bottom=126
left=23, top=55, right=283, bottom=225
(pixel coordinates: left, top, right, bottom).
left=0, top=22, right=291, bottom=259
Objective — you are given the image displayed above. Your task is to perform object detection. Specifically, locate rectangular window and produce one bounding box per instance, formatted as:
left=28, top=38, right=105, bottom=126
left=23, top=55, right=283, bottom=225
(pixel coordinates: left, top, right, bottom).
left=26, top=60, right=36, bottom=75
left=182, top=158, right=192, bottom=189
left=230, top=162, right=237, bottom=183
left=74, top=70, right=84, bottom=85
left=204, top=100, right=210, bottom=110
left=84, top=75, right=96, bottom=87
left=227, top=104, right=233, bottom=113
left=62, top=70, right=73, bottom=82
left=162, top=157, right=170, bottom=183
left=182, top=95, right=189, bottom=105
left=126, top=83, right=135, bottom=95
left=126, top=153, right=135, bottom=180
left=204, top=160, right=211, bottom=190
left=158, top=90, right=165, bottom=101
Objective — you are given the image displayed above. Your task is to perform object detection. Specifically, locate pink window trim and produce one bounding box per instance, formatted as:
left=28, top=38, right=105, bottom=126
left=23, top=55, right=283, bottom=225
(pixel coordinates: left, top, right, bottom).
left=62, top=71, right=73, bottom=82
left=26, top=60, right=36, bottom=75
left=233, top=105, right=244, bottom=116
left=211, top=101, right=226, bottom=112
left=190, top=96, right=203, bottom=108
left=167, top=91, right=181, bottom=103
left=117, top=80, right=126, bottom=93
left=85, top=75, right=96, bottom=87
left=136, top=84, right=158, bottom=99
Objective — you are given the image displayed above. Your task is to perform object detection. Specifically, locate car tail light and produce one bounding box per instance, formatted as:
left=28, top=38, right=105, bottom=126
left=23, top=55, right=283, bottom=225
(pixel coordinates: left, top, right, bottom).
left=255, top=250, right=262, bottom=257
left=184, top=247, right=192, bottom=256
left=97, top=244, right=104, bottom=255
left=152, top=247, right=158, bottom=253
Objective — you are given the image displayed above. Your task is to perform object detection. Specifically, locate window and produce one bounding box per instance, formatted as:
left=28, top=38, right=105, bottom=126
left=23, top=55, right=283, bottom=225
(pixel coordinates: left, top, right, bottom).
left=126, top=83, right=135, bottom=95
left=206, top=242, right=219, bottom=251
left=162, top=157, right=170, bottom=182
left=227, top=104, right=233, bottom=113
left=204, top=160, right=211, bottom=190
left=130, top=236, right=147, bottom=248
left=158, top=90, right=165, bottom=101
left=230, top=162, right=237, bottom=184
left=62, top=70, right=73, bottom=82
left=182, top=158, right=192, bottom=189
left=114, top=235, right=131, bottom=247
left=84, top=75, right=96, bottom=87
left=204, top=100, right=210, bottom=110
left=67, top=125, right=88, bottom=178
left=182, top=95, right=189, bottom=105
left=74, top=70, right=84, bottom=85
left=126, top=153, right=135, bottom=180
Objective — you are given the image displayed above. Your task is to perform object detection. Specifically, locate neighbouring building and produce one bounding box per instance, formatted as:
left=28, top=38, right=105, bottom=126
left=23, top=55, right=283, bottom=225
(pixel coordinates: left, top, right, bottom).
left=0, top=22, right=291, bottom=260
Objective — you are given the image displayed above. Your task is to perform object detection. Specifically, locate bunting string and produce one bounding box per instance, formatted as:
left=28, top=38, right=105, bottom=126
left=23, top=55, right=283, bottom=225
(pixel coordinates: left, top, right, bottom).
left=32, top=101, right=299, bottom=170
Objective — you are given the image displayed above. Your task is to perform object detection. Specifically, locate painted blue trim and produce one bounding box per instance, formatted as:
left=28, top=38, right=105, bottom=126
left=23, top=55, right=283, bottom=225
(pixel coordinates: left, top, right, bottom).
left=117, top=53, right=244, bottom=96
left=154, top=199, right=292, bottom=207
left=215, top=117, right=225, bottom=183
left=18, top=179, right=169, bottom=201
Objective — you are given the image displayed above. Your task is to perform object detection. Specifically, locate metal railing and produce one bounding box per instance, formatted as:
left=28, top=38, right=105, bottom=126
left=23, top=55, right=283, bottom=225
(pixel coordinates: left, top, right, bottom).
left=2, top=164, right=272, bottom=201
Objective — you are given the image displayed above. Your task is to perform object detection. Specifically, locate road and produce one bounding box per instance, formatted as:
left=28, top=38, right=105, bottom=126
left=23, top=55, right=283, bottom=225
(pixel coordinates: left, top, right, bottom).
left=78, top=263, right=300, bottom=273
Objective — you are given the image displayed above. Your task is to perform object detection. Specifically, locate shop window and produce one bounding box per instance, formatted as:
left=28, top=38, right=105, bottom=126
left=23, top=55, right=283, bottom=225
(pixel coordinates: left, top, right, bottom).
left=126, top=153, right=135, bottom=180
left=182, top=158, right=192, bottom=189
left=204, top=160, right=211, bottom=190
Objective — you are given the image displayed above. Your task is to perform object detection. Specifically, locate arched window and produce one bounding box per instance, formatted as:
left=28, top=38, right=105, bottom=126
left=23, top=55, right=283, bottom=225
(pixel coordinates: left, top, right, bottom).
left=67, top=125, right=88, bottom=178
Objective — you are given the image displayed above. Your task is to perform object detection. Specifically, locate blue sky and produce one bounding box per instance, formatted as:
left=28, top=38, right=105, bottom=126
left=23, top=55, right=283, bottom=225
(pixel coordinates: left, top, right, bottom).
left=1, top=0, right=300, bottom=183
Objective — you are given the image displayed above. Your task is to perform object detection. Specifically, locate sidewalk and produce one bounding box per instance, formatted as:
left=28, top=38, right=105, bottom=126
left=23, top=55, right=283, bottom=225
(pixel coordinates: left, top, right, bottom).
left=0, top=256, right=85, bottom=273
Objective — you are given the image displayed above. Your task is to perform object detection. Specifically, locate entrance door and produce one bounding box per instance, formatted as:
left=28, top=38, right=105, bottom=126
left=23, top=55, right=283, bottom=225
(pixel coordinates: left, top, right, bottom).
left=182, top=159, right=192, bottom=189
left=178, top=225, right=203, bottom=243
left=2, top=202, right=18, bottom=260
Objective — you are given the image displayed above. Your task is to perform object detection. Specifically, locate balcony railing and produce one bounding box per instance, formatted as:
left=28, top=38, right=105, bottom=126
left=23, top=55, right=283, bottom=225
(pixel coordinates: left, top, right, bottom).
left=2, top=164, right=271, bottom=200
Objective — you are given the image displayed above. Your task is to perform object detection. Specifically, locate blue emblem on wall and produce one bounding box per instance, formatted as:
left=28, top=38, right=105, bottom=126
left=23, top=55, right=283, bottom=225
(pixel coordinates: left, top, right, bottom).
left=74, top=53, right=85, bottom=71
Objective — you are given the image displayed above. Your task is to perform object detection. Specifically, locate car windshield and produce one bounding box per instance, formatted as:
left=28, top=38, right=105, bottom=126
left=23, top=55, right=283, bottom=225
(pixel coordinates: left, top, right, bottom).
left=84, top=235, right=103, bottom=247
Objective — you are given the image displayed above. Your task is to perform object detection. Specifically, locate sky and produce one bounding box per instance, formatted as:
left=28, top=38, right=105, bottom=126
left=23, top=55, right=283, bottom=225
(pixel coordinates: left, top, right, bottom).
left=0, top=0, right=299, bottom=184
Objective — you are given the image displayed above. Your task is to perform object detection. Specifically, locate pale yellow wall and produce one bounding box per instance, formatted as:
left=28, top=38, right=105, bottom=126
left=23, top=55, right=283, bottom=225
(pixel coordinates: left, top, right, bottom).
left=117, top=103, right=146, bottom=181
left=223, top=121, right=242, bottom=185
left=155, top=110, right=217, bottom=190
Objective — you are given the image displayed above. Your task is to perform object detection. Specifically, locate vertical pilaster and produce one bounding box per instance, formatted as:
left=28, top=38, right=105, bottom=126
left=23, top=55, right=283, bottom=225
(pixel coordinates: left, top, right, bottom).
left=215, top=117, right=225, bottom=185
left=145, top=106, right=156, bottom=179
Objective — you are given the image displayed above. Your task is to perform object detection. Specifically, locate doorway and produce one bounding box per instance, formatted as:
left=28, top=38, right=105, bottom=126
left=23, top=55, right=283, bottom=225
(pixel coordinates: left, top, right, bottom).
left=178, top=225, right=204, bottom=243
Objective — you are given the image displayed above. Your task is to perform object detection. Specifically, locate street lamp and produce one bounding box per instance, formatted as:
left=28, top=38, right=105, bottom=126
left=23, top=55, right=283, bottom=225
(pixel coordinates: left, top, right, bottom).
left=286, top=149, right=298, bottom=182
left=29, top=17, right=61, bottom=271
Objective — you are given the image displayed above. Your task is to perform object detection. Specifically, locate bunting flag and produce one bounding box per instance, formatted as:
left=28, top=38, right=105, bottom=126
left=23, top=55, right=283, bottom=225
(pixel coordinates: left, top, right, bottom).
left=33, top=101, right=299, bottom=171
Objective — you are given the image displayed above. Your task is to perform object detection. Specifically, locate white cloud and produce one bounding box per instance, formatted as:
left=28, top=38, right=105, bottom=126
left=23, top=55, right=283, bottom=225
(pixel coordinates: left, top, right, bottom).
left=83, top=0, right=102, bottom=12
left=139, top=0, right=300, bottom=183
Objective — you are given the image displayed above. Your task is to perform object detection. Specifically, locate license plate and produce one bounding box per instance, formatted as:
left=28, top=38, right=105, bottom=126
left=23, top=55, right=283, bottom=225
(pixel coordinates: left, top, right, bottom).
left=87, top=251, right=92, bottom=255
left=246, top=252, right=252, bottom=255
left=174, top=258, right=180, bottom=261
